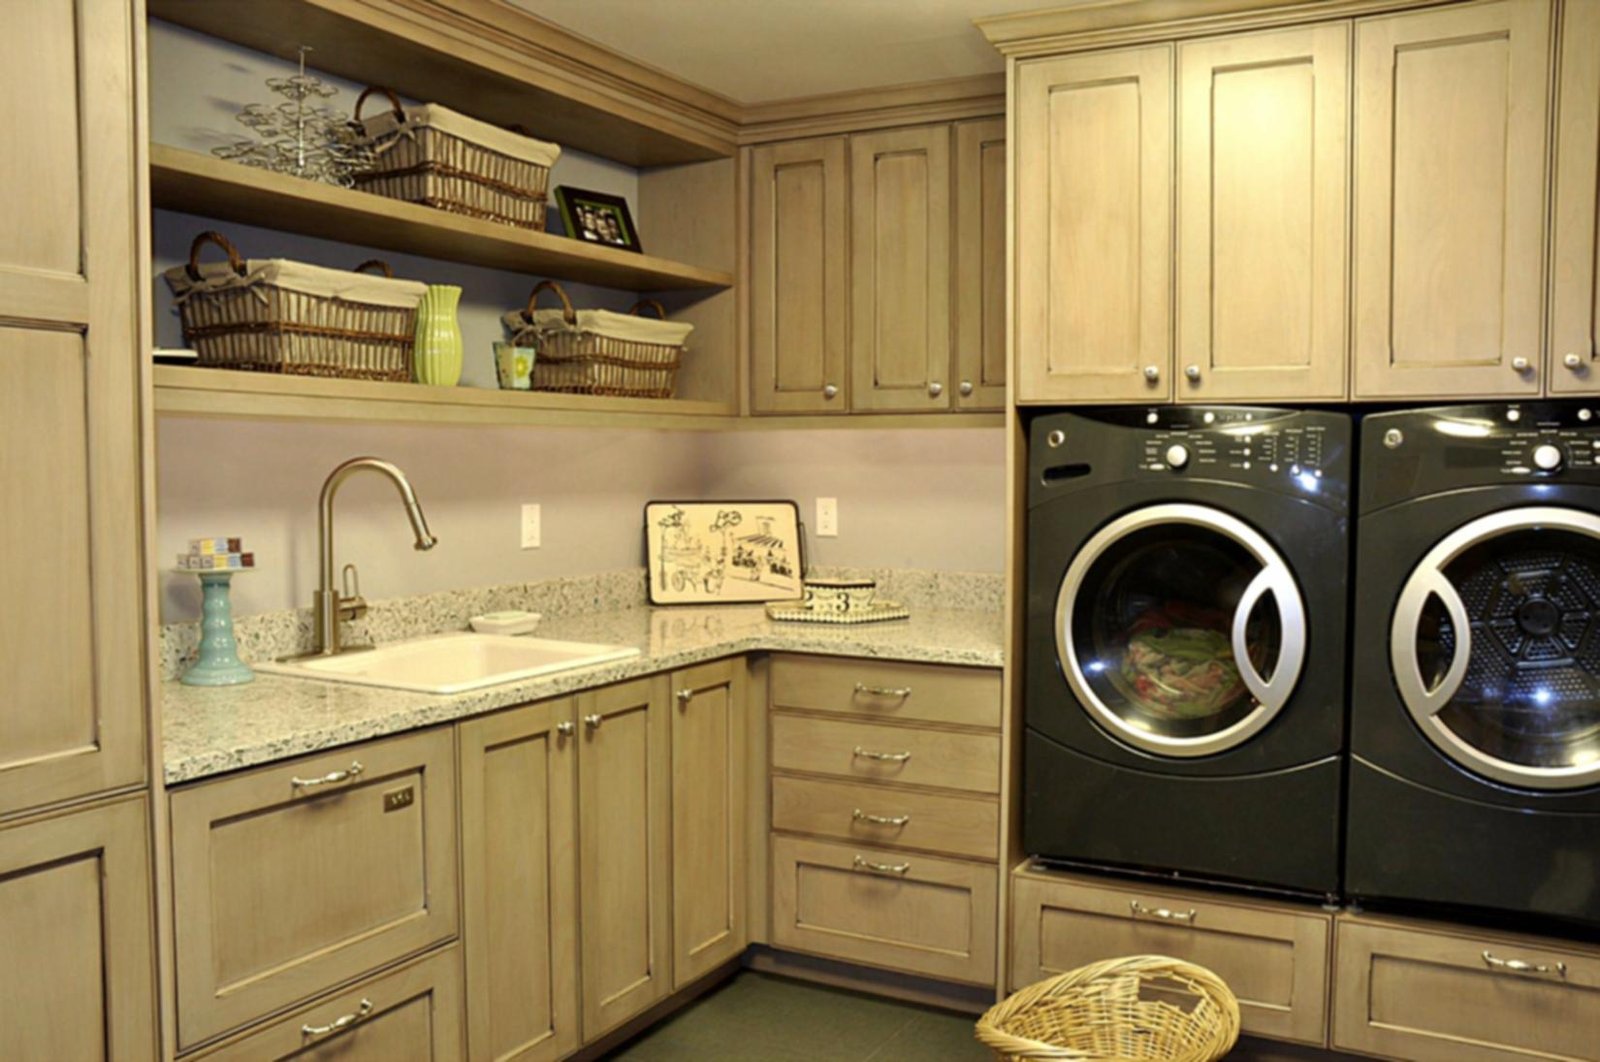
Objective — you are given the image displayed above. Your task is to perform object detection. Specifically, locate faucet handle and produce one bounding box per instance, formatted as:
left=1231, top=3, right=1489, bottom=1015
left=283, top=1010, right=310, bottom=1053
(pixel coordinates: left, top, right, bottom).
left=340, top=563, right=369, bottom=621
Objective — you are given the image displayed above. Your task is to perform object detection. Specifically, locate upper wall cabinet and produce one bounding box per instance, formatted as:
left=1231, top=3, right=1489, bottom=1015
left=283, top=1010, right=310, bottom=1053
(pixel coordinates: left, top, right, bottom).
left=750, top=137, right=851, bottom=414
left=1352, top=0, right=1552, bottom=399
left=1177, top=25, right=1349, bottom=402
left=1015, top=46, right=1173, bottom=404
left=850, top=126, right=953, bottom=412
left=1551, top=0, right=1600, bottom=395
left=0, top=0, right=147, bottom=817
left=955, top=117, right=1009, bottom=410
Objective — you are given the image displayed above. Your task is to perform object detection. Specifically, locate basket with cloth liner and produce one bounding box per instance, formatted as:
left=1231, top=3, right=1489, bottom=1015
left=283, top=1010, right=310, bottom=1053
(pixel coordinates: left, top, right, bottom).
left=163, top=230, right=426, bottom=381
left=975, top=955, right=1240, bottom=1061
left=502, top=279, right=693, bottom=398
left=355, top=86, right=560, bottom=230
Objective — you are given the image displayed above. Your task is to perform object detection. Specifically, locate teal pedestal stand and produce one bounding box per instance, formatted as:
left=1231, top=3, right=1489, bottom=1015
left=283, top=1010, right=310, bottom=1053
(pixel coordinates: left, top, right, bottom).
left=181, top=569, right=255, bottom=686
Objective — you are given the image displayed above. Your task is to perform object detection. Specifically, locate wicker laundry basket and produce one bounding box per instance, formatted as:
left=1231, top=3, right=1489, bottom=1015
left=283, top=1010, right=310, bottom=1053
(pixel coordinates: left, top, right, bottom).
left=163, top=231, right=426, bottom=381
left=354, top=87, right=560, bottom=230
left=503, top=280, right=692, bottom=398
left=975, top=955, right=1240, bottom=1061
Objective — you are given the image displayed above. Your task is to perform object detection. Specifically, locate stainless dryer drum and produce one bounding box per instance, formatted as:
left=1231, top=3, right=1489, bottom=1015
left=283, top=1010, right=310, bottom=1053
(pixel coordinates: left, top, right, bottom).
left=1055, top=502, right=1307, bottom=757
left=1391, top=505, right=1600, bottom=790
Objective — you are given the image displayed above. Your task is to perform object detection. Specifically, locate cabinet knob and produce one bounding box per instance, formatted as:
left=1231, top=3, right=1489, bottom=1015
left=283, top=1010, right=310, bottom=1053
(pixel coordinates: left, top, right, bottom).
left=1143, top=365, right=1160, bottom=382
left=822, top=383, right=839, bottom=399
left=1565, top=353, right=1585, bottom=371
left=583, top=713, right=603, bottom=731
left=1184, top=364, right=1202, bottom=382
left=928, top=381, right=943, bottom=398
left=556, top=721, right=575, bottom=736
left=958, top=380, right=974, bottom=396
left=1511, top=356, right=1532, bottom=374
left=675, top=688, right=693, bottom=706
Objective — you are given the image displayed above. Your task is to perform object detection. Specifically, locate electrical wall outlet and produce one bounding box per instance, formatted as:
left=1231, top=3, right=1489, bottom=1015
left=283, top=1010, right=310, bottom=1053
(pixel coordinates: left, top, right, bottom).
left=816, top=497, right=838, bottom=537
left=520, top=503, right=541, bottom=549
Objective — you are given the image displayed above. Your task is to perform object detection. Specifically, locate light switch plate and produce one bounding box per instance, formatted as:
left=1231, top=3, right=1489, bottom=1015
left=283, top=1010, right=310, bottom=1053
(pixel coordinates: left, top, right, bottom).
left=521, top=503, right=541, bottom=549
left=816, top=497, right=838, bottom=537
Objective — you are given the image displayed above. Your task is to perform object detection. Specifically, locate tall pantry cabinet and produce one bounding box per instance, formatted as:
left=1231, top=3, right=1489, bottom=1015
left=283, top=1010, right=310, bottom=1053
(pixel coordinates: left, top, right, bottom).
left=0, top=0, right=158, bottom=1058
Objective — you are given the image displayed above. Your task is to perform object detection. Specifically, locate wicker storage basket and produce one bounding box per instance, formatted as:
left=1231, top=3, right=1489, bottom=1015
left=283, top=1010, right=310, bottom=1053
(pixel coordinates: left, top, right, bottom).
left=163, top=231, right=426, bottom=381
left=503, top=280, right=691, bottom=398
left=355, top=87, right=560, bottom=230
left=975, top=955, right=1240, bottom=1061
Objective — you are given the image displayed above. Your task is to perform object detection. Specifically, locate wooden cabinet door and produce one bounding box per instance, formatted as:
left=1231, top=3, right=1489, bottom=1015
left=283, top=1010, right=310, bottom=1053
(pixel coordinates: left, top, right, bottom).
left=1353, top=0, right=1552, bottom=399
left=0, top=0, right=146, bottom=817
left=0, top=797, right=156, bottom=1060
left=750, top=137, right=849, bottom=413
left=954, top=117, right=1008, bottom=410
left=670, top=658, right=748, bottom=987
left=577, top=675, right=671, bottom=1040
left=1550, top=0, right=1600, bottom=394
left=170, top=728, right=459, bottom=1049
left=849, top=125, right=953, bottom=412
left=1177, top=25, right=1349, bottom=402
left=1015, top=46, right=1173, bottom=404
left=460, top=699, right=579, bottom=1062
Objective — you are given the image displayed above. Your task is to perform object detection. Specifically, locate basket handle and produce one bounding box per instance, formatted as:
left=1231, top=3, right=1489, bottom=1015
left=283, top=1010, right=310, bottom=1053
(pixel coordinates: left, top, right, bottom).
left=524, top=279, right=577, bottom=326
left=352, top=259, right=395, bottom=278
left=627, top=299, right=667, bottom=320
left=185, top=230, right=248, bottom=281
left=354, top=85, right=406, bottom=125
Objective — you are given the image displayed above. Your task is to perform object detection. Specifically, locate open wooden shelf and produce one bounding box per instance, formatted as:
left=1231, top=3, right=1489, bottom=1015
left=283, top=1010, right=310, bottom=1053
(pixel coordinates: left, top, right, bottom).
left=151, top=146, right=735, bottom=293
left=148, top=0, right=736, bottom=167
left=153, top=365, right=736, bottom=430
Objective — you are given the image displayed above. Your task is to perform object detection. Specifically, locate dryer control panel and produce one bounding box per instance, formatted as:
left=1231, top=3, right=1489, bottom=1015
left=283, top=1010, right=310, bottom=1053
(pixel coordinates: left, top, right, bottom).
left=1361, top=403, right=1600, bottom=512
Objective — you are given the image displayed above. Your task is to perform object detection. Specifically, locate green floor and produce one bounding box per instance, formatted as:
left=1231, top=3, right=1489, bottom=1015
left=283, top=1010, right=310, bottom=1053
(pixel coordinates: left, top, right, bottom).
left=607, top=972, right=990, bottom=1061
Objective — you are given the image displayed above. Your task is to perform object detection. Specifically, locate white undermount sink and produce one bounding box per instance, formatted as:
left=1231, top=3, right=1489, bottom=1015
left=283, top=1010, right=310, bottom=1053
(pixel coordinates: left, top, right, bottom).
left=255, top=632, right=640, bottom=694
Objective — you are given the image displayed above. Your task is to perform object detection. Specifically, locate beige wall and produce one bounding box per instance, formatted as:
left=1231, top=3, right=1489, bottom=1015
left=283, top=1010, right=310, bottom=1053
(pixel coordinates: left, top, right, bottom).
left=157, top=421, right=1005, bottom=621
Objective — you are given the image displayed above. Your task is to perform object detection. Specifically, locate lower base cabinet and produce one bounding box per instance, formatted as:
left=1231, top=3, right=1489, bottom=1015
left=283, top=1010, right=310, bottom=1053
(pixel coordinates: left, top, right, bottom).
left=191, top=947, right=464, bottom=1061
left=1009, top=868, right=1331, bottom=1046
left=772, top=834, right=997, bottom=985
left=0, top=796, right=156, bottom=1061
left=1333, top=915, right=1600, bottom=1062
left=459, top=697, right=580, bottom=1062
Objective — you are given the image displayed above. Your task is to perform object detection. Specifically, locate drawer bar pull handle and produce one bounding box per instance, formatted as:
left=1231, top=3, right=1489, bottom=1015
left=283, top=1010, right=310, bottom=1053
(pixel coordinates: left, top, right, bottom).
left=1482, top=950, right=1567, bottom=978
left=855, top=683, right=912, bottom=699
left=853, top=855, right=911, bottom=876
left=853, top=808, right=912, bottom=827
left=302, top=998, right=373, bottom=1038
left=291, top=762, right=364, bottom=790
left=853, top=746, right=911, bottom=763
left=1130, top=900, right=1196, bottom=923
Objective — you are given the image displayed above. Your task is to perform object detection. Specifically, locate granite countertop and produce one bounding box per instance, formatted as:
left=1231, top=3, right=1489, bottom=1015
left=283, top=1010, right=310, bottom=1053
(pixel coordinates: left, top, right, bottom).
left=160, top=605, right=1005, bottom=785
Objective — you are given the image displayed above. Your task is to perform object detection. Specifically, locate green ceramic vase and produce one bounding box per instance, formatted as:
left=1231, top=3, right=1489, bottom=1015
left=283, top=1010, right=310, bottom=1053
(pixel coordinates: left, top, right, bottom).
left=413, top=284, right=463, bottom=386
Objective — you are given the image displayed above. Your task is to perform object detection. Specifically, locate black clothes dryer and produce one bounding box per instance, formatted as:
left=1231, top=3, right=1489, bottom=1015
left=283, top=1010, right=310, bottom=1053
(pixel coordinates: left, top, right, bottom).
left=1023, top=407, right=1351, bottom=898
left=1348, top=404, right=1600, bottom=936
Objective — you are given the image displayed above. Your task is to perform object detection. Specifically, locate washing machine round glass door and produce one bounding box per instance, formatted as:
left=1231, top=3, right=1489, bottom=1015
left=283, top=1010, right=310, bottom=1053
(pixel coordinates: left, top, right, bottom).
left=1392, top=506, right=1600, bottom=790
left=1054, top=503, right=1307, bottom=757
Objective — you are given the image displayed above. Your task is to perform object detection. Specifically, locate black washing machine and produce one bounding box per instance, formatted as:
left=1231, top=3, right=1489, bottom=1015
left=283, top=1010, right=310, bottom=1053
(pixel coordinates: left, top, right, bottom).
left=1023, top=406, right=1351, bottom=898
left=1349, top=404, right=1600, bottom=936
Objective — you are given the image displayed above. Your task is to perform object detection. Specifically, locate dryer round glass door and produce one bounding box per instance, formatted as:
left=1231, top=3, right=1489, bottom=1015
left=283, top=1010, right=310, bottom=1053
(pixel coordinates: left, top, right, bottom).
left=1392, top=506, right=1600, bottom=790
left=1054, top=503, right=1307, bottom=757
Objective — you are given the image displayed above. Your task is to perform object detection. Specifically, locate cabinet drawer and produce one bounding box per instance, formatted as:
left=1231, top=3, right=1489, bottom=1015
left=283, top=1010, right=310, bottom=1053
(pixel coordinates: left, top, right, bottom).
left=171, top=728, right=459, bottom=1049
left=771, top=655, right=1001, bottom=729
left=771, top=713, right=1000, bottom=794
left=193, top=947, right=463, bottom=1061
left=772, top=835, right=996, bottom=985
left=1333, top=916, right=1600, bottom=1062
left=1011, top=871, right=1330, bottom=1046
left=772, top=774, right=998, bottom=860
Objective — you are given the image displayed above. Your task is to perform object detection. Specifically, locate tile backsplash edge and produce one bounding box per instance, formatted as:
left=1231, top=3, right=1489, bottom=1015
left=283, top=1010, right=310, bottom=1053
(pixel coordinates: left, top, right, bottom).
left=157, top=567, right=1002, bottom=679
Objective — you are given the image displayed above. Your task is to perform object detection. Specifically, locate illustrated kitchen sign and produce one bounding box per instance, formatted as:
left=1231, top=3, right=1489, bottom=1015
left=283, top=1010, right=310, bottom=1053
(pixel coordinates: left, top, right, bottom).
left=645, top=500, right=805, bottom=605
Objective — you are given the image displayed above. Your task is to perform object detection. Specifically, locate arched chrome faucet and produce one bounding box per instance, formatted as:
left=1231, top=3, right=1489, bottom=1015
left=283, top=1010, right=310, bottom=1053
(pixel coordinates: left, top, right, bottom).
left=311, top=457, right=437, bottom=656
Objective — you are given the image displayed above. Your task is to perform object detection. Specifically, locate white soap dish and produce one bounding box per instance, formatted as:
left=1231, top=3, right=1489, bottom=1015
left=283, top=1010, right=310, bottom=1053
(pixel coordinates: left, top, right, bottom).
left=469, top=610, right=543, bottom=635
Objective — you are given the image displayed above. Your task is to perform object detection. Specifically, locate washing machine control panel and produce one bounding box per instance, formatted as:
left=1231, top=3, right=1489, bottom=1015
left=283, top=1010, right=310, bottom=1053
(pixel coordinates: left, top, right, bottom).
left=1134, top=408, right=1331, bottom=483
